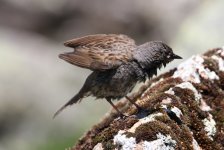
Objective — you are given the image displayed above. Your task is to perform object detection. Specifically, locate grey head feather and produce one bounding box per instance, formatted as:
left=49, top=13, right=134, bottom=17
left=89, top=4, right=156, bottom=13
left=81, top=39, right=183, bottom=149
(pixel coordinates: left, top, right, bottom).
left=133, top=41, right=173, bottom=70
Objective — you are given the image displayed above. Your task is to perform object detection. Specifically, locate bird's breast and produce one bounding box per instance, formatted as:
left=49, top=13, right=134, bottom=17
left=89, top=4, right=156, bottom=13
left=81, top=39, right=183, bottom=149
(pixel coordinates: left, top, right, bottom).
left=89, top=62, right=145, bottom=99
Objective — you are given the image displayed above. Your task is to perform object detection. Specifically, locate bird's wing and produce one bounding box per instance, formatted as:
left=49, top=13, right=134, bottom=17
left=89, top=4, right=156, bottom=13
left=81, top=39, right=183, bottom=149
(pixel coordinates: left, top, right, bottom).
left=60, top=34, right=136, bottom=71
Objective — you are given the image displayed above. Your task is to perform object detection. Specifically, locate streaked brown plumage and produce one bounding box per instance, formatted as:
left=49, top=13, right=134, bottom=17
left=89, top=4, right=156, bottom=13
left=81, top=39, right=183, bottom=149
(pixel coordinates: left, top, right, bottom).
left=54, top=34, right=182, bottom=118
left=60, top=34, right=136, bottom=70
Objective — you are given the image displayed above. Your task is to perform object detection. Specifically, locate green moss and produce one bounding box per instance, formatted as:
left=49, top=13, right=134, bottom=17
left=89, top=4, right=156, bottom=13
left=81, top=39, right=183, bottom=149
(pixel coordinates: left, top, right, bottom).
left=134, top=121, right=173, bottom=143
left=148, top=77, right=182, bottom=93
left=103, top=140, right=116, bottom=150
left=92, top=117, right=138, bottom=147
left=75, top=48, right=224, bottom=149
left=125, top=117, right=139, bottom=128
left=214, top=132, right=224, bottom=147
left=219, top=72, right=224, bottom=90
left=92, top=126, right=117, bottom=144
left=154, top=114, right=170, bottom=123
left=203, top=57, right=219, bottom=72
left=124, top=132, right=136, bottom=138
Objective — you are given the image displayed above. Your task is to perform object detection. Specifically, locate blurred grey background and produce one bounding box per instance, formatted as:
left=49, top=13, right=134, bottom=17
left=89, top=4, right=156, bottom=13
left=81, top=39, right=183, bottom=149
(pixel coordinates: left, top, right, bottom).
left=0, top=0, right=224, bottom=150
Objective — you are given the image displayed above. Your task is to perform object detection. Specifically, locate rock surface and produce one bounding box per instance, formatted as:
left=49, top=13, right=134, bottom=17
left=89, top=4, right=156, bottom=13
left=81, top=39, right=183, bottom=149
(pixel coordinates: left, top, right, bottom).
left=71, top=47, right=224, bottom=150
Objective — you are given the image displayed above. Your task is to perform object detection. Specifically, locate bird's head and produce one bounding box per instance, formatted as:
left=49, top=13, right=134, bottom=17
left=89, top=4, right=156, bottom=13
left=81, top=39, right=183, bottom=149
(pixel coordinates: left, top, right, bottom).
left=134, top=41, right=182, bottom=70
left=160, top=42, right=182, bottom=66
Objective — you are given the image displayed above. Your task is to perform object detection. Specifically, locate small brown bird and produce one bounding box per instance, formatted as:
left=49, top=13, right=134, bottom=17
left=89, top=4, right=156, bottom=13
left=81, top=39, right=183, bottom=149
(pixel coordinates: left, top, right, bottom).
left=54, top=34, right=182, bottom=118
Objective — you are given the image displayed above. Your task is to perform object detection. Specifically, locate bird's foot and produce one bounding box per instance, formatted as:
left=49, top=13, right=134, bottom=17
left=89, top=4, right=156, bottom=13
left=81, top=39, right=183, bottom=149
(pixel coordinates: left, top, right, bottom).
left=125, top=96, right=150, bottom=118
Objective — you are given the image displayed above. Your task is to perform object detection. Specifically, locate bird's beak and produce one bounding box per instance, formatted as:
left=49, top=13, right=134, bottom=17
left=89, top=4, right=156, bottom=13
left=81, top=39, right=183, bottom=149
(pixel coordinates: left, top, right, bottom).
left=172, top=53, right=182, bottom=59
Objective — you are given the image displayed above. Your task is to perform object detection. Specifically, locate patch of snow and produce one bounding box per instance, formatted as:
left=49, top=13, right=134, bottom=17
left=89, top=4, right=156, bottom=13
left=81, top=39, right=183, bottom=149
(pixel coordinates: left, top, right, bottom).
left=113, top=130, right=136, bottom=150
left=211, top=55, right=224, bottom=71
left=202, top=114, right=216, bottom=140
left=142, top=133, right=176, bottom=150
left=173, top=55, right=219, bottom=83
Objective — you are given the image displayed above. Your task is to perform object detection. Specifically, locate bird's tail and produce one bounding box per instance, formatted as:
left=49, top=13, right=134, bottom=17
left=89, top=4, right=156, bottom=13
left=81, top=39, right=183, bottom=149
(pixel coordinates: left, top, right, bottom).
left=53, top=92, right=83, bottom=118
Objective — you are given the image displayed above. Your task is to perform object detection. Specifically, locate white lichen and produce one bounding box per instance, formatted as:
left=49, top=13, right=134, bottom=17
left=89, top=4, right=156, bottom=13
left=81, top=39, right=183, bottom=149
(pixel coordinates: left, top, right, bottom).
left=165, top=81, right=202, bottom=103
left=202, top=114, right=216, bottom=140
left=199, top=99, right=212, bottom=112
left=164, top=81, right=213, bottom=112
left=192, top=138, right=202, bottom=150
left=176, top=82, right=202, bottom=103
left=113, top=131, right=176, bottom=150
left=128, top=113, right=163, bottom=133
left=113, top=113, right=164, bottom=149
left=171, top=107, right=183, bottom=118
left=173, top=55, right=219, bottom=83
left=113, top=130, right=136, bottom=150
left=164, top=88, right=175, bottom=95
left=161, top=97, right=172, bottom=104
left=201, top=68, right=219, bottom=80
left=160, top=104, right=168, bottom=109
left=93, top=143, right=104, bottom=150
left=142, top=133, right=176, bottom=150
left=211, top=55, right=224, bottom=71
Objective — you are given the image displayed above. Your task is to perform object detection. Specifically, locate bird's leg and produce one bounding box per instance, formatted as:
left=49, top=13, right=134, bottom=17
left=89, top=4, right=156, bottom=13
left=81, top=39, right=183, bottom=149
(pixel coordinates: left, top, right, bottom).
left=125, top=96, right=142, bottom=111
left=106, top=98, right=126, bottom=118
left=125, top=96, right=150, bottom=118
